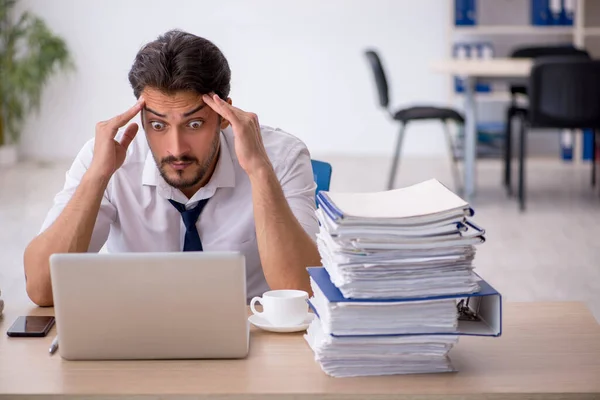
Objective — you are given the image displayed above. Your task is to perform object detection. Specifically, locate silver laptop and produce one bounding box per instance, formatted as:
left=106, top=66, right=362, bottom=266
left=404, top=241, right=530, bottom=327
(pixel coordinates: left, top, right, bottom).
left=49, top=252, right=249, bottom=360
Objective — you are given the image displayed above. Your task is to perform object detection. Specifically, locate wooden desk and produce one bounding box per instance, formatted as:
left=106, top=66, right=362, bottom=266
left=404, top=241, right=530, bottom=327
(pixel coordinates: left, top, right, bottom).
left=431, top=58, right=533, bottom=202
left=1, top=286, right=600, bottom=400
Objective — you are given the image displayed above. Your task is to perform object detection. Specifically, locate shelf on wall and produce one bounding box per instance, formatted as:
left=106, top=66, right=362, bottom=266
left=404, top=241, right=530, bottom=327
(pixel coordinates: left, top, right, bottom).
left=452, top=25, right=574, bottom=35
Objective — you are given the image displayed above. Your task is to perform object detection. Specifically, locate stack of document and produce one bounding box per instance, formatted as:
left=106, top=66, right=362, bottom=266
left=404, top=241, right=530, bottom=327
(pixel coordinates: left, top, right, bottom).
left=309, top=269, right=459, bottom=336
left=305, top=317, right=457, bottom=377
left=304, top=268, right=467, bottom=377
left=304, top=269, right=503, bottom=378
left=315, top=179, right=485, bottom=299
left=304, top=179, right=500, bottom=377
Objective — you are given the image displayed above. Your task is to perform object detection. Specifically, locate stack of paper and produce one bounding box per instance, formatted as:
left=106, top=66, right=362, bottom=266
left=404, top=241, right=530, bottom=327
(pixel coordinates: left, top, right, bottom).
left=305, top=317, right=457, bottom=377
left=315, top=179, right=485, bottom=299
left=309, top=269, right=459, bottom=336
left=304, top=179, right=497, bottom=377
left=304, top=268, right=502, bottom=377
left=304, top=269, right=461, bottom=377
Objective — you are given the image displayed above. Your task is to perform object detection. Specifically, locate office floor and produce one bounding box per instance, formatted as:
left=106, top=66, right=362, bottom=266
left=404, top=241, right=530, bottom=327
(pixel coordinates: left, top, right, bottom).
left=1, top=156, right=599, bottom=323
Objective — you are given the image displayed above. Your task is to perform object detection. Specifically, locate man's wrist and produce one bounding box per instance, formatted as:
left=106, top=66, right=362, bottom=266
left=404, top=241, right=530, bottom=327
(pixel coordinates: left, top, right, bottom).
left=247, top=160, right=275, bottom=184
left=84, top=166, right=112, bottom=188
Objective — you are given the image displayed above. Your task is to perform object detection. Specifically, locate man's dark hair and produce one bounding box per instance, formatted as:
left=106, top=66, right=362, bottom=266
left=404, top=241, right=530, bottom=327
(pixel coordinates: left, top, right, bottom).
left=128, top=30, right=231, bottom=100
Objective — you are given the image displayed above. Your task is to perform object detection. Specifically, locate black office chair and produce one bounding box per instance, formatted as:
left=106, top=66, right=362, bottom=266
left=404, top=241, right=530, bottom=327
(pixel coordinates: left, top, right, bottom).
left=364, top=49, right=465, bottom=191
left=504, top=45, right=590, bottom=194
left=515, top=58, right=600, bottom=211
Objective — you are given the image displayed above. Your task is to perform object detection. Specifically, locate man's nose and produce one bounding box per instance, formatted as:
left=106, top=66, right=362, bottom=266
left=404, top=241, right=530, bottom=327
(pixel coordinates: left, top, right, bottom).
left=167, top=128, right=190, bottom=158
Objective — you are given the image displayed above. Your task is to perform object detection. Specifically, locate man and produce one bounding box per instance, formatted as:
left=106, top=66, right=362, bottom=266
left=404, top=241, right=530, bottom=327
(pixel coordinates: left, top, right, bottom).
left=23, top=30, right=321, bottom=307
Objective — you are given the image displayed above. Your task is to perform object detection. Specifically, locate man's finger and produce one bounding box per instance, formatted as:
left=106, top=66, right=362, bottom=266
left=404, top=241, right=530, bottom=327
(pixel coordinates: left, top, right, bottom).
left=249, top=112, right=260, bottom=129
left=202, top=94, right=240, bottom=124
left=108, top=97, right=145, bottom=131
left=216, top=95, right=255, bottom=122
left=119, top=123, right=139, bottom=150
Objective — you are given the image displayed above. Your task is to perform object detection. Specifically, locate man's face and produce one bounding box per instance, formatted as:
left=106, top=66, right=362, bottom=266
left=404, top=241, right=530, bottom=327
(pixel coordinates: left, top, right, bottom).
left=141, top=88, right=228, bottom=192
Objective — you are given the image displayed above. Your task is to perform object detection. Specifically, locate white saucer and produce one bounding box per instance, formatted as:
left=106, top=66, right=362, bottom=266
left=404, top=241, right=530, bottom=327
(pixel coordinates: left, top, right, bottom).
left=248, top=313, right=315, bottom=333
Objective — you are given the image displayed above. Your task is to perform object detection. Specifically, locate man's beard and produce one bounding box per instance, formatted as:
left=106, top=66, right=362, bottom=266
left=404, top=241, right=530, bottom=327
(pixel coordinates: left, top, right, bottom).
left=156, top=129, right=220, bottom=190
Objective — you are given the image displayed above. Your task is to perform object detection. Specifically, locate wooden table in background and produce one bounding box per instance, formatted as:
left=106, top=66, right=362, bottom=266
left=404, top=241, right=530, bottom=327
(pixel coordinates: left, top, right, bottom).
left=431, top=58, right=533, bottom=203
left=1, top=285, right=600, bottom=400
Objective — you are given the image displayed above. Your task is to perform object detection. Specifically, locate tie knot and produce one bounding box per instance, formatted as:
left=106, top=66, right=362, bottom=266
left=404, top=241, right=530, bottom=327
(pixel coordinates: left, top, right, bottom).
left=169, top=199, right=209, bottom=231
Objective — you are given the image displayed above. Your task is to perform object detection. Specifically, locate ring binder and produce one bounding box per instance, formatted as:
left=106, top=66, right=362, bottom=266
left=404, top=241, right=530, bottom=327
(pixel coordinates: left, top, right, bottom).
left=464, top=219, right=485, bottom=234
left=308, top=267, right=503, bottom=338
left=457, top=297, right=481, bottom=321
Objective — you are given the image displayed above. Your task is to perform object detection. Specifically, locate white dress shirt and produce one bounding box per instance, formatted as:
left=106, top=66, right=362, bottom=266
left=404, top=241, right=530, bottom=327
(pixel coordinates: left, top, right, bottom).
left=40, top=125, right=319, bottom=301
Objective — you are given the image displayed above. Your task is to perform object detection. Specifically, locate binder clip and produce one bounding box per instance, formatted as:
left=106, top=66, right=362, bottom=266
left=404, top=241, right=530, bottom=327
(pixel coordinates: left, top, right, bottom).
left=457, top=297, right=480, bottom=321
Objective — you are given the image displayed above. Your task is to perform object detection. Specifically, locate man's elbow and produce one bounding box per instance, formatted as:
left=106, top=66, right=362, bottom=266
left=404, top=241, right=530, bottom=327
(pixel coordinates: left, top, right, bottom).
left=25, top=282, right=54, bottom=307
left=23, top=245, right=54, bottom=307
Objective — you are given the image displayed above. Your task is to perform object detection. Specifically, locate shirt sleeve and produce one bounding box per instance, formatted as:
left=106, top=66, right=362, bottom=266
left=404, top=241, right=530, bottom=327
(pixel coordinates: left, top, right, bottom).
left=39, top=139, right=117, bottom=252
left=276, top=142, right=319, bottom=242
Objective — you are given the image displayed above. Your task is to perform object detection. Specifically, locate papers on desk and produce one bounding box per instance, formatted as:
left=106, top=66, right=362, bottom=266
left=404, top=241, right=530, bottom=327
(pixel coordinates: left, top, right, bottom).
left=318, top=178, right=471, bottom=226
left=305, top=318, right=456, bottom=377
left=308, top=268, right=458, bottom=336
left=316, top=179, right=484, bottom=299
left=306, top=267, right=502, bottom=338
left=305, top=179, right=501, bottom=377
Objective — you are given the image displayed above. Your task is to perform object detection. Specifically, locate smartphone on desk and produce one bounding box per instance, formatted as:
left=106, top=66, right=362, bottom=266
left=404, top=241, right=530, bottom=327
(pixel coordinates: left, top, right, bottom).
left=6, top=316, right=55, bottom=337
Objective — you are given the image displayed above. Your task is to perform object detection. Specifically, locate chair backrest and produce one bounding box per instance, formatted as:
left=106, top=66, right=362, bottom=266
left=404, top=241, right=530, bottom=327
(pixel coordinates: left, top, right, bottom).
left=310, top=159, right=332, bottom=201
left=509, top=45, right=590, bottom=97
left=528, top=58, right=600, bottom=129
left=364, top=49, right=390, bottom=109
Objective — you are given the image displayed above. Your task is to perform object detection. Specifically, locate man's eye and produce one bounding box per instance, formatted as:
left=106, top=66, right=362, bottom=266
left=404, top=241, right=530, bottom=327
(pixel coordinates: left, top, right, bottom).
left=188, top=120, right=204, bottom=129
left=151, top=121, right=165, bottom=131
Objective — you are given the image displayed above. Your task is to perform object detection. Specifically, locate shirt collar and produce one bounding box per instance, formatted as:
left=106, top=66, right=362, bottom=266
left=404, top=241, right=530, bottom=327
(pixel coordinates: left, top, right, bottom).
left=142, top=131, right=236, bottom=201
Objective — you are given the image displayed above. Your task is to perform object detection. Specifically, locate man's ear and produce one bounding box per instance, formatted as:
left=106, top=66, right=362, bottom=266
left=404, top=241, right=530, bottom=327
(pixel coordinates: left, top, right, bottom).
left=219, top=98, right=233, bottom=129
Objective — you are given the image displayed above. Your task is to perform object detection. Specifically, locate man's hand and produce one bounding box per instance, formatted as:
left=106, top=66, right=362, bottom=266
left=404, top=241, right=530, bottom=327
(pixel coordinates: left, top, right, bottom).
left=202, top=93, right=271, bottom=176
left=89, top=97, right=145, bottom=179
left=23, top=97, right=145, bottom=307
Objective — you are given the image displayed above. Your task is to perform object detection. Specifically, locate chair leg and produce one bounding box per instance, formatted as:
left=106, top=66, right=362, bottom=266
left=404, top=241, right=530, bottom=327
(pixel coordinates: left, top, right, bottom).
left=387, top=123, right=405, bottom=190
left=504, top=106, right=515, bottom=195
left=442, top=120, right=462, bottom=193
left=518, top=114, right=527, bottom=211
left=592, top=129, right=597, bottom=187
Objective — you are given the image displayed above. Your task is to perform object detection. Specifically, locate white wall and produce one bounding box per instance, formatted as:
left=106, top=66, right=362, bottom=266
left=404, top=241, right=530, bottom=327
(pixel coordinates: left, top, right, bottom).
left=18, top=0, right=449, bottom=161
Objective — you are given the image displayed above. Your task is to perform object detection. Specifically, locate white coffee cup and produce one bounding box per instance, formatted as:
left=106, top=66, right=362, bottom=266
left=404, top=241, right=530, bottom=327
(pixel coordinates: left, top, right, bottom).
left=250, top=290, right=309, bottom=327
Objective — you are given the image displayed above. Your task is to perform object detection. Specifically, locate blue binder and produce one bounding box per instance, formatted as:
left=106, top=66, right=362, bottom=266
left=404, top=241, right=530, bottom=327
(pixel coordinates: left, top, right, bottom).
left=453, top=43, right=471, bottom=93
left=474, top=43, right=492, bottom=93
left=549, top=0, right=563, bottom=24
left=583, top=129, right=594, bottom=161
left=455, top=0, right=476, bottom=26
left=455, top=0, right=465, bottom=25
left=466, top=0, right=477, bottom=25
left=455, top=0, right=467, bottom=26
left=531, top=0, right=550, bottom=25
left=560, top=130, right=574, bottom=161
left=561, top=0, right=574, bottom=26
left=307, top=267, right=502, bottom=337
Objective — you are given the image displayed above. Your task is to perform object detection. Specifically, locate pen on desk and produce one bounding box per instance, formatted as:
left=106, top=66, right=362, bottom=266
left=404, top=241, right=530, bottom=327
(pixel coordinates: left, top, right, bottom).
left=49, top=336, right=59, bottom=355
